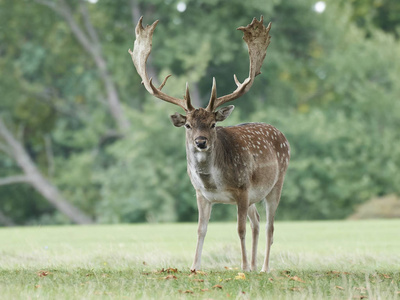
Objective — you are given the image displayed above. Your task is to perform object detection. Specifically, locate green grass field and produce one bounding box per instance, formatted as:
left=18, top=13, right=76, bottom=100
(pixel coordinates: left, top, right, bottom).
left=0, top=220, right=399, bottom=299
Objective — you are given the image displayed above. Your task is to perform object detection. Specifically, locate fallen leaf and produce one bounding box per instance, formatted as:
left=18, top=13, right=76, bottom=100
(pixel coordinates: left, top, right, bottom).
left=189, top=270, right=208, bottom=277
left=328, top=271, right=341, bottom=275
left=235, top=273, right=246, bottom=280
left=268, top=278, right=274, bottom=282
left=212, top=284, right=223, bottom=289
left=222, top=278, right=232, bottom=282
left=37, top=271, right=50, bottom=277
left=200, top=288, right=209, bottom=292
left=335, top=286, right=345, bottom=290
left=34, top=285, right=41, bottom=289
left=179, top=290, right=194, bottom=294
left=196, top=270, right=207, bottom=275
left=290, top=287, right=304, bottom=291
left=163, top=275, right=177, bottom=280
left=193, top=279, right=204, bottom=282
left=382, top=274, right=391, bottom=279
left=158, top=268, right=178, bottom=274
left=290, top=276, right=306, bottom=283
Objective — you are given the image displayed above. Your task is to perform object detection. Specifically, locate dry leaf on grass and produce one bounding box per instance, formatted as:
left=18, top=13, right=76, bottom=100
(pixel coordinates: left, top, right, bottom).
left=196, top=270, right=207, bottom=275
left=190, top=269, right=208, bottom=276
left=290, top=276, right=306, bottom=283
left=212, top=284, right=223, bottom=289
left=335, top=286, right=345, bottom=290
left=163, top=275, right=177, bottom=280
left=179, top=290, right=194, bottom=294
left=158, top=268, right=178, bottom=274
left=235, top=273, right=246, bottom=280
left=37, top=271, right=50, bottom=277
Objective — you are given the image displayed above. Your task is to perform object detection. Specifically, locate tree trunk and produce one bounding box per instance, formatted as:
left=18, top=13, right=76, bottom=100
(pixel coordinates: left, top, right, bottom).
left=0, top=118, right=93, bottom=224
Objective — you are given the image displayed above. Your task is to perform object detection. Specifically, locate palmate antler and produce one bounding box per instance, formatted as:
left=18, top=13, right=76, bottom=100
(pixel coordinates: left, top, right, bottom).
left=129, top=16, right=271, bottom=112
left=206, top=17, right=271, bottom=111
left=128, top=17, right=194, bottom=112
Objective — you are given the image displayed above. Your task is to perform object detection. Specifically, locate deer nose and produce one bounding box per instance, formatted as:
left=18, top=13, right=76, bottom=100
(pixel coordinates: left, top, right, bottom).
left=195, top=136, right=208, bottom=149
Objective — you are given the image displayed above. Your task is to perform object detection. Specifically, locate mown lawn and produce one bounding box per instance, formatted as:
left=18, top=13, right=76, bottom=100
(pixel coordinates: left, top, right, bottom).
left=0, top=220, right=399, bottom=299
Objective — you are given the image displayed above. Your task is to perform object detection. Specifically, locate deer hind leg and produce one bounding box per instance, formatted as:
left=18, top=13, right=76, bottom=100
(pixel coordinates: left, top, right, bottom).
left=247, top=204, right=260, bottom=271
left=237, top=194, right=250, bottom=271
left=261, top=180, right=283, bottom=272
left=191, top=191, right=212, bottom=271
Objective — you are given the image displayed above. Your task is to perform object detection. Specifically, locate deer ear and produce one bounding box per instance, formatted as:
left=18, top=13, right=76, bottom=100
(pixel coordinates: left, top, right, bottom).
left=215, top=105, right=234, bottom=122
left=170, top=113, right=187, bottom=127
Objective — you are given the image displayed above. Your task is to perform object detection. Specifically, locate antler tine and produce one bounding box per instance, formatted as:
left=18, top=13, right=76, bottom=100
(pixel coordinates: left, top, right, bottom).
left=205, top=77, right=217, bottom=111
left=184, top=83, right=194, bottom=111
left=206, top=16, right=271, bottom=112
left=129, top=17, right=194, bottom=112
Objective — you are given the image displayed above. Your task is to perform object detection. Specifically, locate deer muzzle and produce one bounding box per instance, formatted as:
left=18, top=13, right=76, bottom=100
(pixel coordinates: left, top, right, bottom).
left=195, top=136, right=208, bottom=150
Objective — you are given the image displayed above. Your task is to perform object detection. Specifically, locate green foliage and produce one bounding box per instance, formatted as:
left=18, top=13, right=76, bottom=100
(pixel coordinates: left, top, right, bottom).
left=257, top=107, right=400, bottom=220
left=95, top=103, right=195, bottom=223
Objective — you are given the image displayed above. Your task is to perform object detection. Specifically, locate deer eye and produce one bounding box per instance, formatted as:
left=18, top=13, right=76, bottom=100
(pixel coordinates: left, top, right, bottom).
left=185, top=124, right=191, bottom=129
left=211, top=123, right=216, bottom=129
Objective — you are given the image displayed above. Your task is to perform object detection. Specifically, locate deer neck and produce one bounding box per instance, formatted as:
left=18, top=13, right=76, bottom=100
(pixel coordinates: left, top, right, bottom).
left=186, top=142, right=219, bottom=175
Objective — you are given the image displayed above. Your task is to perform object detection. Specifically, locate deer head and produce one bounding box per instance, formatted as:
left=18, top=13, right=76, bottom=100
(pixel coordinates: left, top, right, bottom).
left=128, top=16, right=271, bottom=152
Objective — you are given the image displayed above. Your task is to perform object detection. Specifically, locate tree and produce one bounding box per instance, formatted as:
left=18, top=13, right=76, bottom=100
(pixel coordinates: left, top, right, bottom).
left=34, top=0, right=130, bottom=132
left=0, top=117, right=93, bottom=224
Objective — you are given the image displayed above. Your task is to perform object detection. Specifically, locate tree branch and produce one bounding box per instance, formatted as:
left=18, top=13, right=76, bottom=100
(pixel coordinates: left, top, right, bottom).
left=0, top=116, right=93, bottom=224
left=0, top=175, right=30, bottom=186
left=44, top=135, right=55, bottom=177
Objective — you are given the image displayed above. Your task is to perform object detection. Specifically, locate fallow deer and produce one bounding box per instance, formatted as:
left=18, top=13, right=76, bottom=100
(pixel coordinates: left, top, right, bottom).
left=129, top=16, right=290, bottom=272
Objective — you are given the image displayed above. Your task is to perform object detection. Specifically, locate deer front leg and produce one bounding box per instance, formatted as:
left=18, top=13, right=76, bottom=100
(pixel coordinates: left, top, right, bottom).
left=247, top=204, right=260, bottom=271
left=237, top=194, right=250, bottom=271
left=191, top=191, right=212, bottom=271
